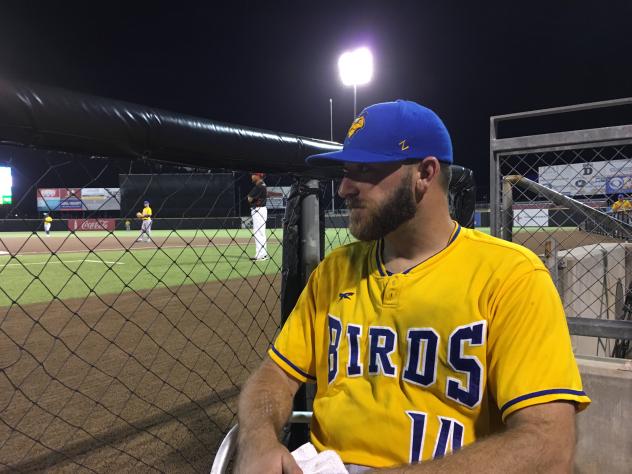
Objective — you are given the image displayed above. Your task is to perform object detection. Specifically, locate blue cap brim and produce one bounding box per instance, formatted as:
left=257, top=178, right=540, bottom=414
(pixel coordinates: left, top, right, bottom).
left=306, top=148, right=406, bottom=167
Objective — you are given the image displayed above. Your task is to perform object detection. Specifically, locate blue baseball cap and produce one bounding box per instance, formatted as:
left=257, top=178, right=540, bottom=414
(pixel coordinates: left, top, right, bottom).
left=144, top=200, right=150, bottom=205
left=306, top=100, right=452, bottom=166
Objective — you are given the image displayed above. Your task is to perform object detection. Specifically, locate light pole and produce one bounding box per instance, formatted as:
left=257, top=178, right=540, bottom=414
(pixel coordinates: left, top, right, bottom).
left=329, top=98, right=333, bottom=141
left=329, top=97, right=335, bottom=213
left=338, top=47, right=373, bottom=118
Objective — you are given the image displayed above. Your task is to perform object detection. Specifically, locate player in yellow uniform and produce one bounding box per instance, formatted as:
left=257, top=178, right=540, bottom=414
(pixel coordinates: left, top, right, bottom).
left=236, top=100, right=590, bottom=473
left=43, top=213, right=53, bottom=237
left=137, top=200, right=153, bottom=242
left=612, top=193, right=632, bottom=223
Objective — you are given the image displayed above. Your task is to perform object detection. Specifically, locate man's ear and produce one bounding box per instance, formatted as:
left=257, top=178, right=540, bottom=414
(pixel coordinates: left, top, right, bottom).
left=415, top=157, right=440, bottom=189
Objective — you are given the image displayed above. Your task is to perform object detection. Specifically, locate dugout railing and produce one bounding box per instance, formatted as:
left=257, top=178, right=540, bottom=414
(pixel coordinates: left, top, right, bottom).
left=490, top=98, right=632, bottom=358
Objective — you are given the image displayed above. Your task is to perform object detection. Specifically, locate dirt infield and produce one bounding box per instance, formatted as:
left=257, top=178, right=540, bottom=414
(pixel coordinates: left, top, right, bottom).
left=0, top=273, right=281, bottom=472
left=511, top=228, right=625, bottom=255
left=0, top=232, right=281, bottom=256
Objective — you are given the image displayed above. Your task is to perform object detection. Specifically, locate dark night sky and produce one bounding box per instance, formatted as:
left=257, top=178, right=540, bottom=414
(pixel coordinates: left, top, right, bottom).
left=1, top=0, right=632, bottom=197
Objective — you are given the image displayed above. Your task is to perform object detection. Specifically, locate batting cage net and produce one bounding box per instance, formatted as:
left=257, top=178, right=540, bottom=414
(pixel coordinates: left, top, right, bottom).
left=0, top=153, right=294, bottom=472
left=0, top=78, right=343, bottom=472
left=491, top=100, right=632, bottom=361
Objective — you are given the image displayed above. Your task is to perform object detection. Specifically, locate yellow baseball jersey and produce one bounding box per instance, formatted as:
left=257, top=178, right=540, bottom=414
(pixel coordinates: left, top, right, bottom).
left=612, top=200, right=632, bottom=212
left=44, top=216, right=52, bottom=223
left=142, top=206, right=152, bottom=220
left=269, top=224, right=590, bottom=468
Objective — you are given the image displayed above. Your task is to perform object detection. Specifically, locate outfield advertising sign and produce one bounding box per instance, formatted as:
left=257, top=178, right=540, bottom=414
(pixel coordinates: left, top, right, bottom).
left=539, top=159, right=632, bottom=196
left=37, top=188, right=121, bottom=211
left=513, top=208, right=549, bottom=227
left=605, top=175, right=632, bottom=194
left=266, top=186, right=291, bottom=210
left=67, top=218, right=116, bottom=231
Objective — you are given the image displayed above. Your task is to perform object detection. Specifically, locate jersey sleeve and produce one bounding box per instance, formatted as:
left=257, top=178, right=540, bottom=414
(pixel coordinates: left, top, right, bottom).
left=487, top=267, right=591, bottom=421
left=267, top=266, right=319, bottom=383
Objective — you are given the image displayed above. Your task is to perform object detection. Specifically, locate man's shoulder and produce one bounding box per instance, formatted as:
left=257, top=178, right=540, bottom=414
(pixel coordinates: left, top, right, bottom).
left=458, top=227, right=545, bottom=270
left=320, top=240, right=372, bottom=267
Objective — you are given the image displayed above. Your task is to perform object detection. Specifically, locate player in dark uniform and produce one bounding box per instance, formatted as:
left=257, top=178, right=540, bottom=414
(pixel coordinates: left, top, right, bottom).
left=247, top=173, right=268, bottom=261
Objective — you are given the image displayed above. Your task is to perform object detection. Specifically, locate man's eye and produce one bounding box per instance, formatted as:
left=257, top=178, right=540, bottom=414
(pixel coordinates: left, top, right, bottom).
left=342, top=165, right=370, bottom=177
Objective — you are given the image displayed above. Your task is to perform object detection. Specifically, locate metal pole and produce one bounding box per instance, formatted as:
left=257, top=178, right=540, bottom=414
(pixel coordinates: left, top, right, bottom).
left=331, top=181, right=335, bottom=213
left=544, top=237, right=559, bottom=290
left=329, top=98, right=333, bottom=141
left=330, top=98, right=335, bottom=213
left=301, top=178, right=321, bottom=294
left=501, top=177, right=514, bottom=242
left=300, top=178, right=320, bottom=412
left=489, top=118, right=499, bottom=236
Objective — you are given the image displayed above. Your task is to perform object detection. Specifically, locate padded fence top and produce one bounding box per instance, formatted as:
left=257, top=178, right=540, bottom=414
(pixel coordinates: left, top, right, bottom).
left=0, top=77, right=341, bottom=173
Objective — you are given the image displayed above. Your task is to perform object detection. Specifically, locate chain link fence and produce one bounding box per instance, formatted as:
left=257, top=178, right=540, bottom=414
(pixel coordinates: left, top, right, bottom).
left=0, top=151, right=304, bottom=472
left=0, top=76, right=353, bottom=473
left=490, top=100, right=632, bottom=360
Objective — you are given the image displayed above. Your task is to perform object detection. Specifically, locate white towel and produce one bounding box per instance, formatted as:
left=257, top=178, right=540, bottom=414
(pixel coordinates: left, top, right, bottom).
left=291, top=442, right=348, bottom=474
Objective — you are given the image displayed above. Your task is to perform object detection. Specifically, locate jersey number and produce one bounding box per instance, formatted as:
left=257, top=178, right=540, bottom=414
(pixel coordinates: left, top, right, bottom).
left=407, top=411, right=465, bottom=462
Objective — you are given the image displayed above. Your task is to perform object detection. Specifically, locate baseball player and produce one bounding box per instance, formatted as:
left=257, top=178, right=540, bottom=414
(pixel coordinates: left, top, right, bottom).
left=136, top=200, right=152, bottom=242
left=43, top=213, right=52, bottom=237
left=611, top=193, right=632, bottom=223
left=247, top=173, right=268, bottom=261
left=236, top=101, right=590, bottom=473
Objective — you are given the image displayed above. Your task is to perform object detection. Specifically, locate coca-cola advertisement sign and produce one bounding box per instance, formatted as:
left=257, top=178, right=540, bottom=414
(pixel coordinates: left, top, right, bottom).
left=67, top=219, right=116, bottom=232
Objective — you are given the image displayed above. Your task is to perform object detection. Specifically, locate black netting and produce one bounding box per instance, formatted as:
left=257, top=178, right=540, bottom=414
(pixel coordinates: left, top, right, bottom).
left=0, top=149, right=296, bottom=472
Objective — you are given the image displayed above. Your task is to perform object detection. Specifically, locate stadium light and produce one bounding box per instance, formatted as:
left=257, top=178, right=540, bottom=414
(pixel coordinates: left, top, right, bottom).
left=338, top=47, right=373, bottom=117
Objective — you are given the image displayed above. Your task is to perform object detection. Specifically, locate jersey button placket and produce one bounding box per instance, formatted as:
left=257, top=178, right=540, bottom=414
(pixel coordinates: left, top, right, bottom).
left=383, top=276, right=400, bottom=306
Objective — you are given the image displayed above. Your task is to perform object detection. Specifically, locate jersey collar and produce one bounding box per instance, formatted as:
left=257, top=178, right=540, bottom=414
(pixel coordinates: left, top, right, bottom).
left=375, top=221, right=461, bottom=276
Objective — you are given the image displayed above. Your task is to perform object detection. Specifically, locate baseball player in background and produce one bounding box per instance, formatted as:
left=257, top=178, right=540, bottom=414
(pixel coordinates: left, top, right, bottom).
left=611, top=193, right=632, bottom=223
left=43, top=213, right=52, bottom=237
left=136, top=200, right=152, bottom=242
left=236, top=101, right=590, bottom=473
left=247, top=173, right=268, bottom=261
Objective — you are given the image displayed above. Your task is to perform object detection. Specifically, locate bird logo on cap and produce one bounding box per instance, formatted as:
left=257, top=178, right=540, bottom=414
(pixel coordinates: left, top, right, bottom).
left=347, top=115, right=365, bottom=140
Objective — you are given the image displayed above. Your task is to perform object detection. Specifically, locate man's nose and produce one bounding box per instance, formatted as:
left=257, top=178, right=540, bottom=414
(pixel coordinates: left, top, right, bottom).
left=338, top=176, right=357, bottom=199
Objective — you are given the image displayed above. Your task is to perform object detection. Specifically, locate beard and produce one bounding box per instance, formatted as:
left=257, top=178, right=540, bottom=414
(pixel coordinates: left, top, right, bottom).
left=347, top=171, right=417, bottom=241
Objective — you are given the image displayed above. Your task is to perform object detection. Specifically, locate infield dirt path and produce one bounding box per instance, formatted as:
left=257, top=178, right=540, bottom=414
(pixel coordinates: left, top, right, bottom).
left=0, top=274, right=281, bottom=473
left=0, top=232, right=282, bottom=256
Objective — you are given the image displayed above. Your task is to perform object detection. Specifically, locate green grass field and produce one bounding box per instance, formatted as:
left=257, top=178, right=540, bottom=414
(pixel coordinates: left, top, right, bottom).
left=2, top=225, right=533, bottom=308
left=0, top=228, right=356, bottom=307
